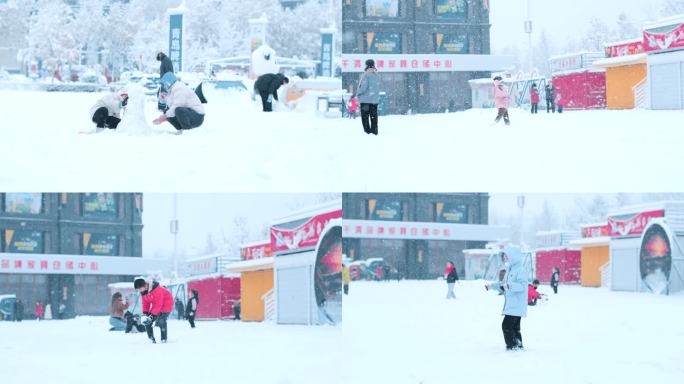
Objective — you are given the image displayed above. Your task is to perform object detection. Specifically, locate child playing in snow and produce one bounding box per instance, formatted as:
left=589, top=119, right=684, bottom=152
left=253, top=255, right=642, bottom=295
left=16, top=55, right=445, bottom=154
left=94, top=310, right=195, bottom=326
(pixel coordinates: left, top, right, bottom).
left=493, top=76, right=510, bottom=125
left=89, top=89, right=128, bottom=130
left=528, top=279, right=542, bottom=306
left=530, top=83, right=540, bottom=114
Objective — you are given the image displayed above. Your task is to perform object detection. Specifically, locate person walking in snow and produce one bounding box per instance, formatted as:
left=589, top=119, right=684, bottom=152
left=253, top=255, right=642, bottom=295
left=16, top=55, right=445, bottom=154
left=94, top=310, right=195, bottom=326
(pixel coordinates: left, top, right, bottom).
left=530, top=83, right=540, bottom=114
left=89, top=89, right=128, bottom=130
left=153, top=72, right=205, bottom=133
left=356, top=59, right=381, bottom=135
left=545, top=83, right=556, bottom=113
left=254, top=73, right=289, bottom=112
left=35, top=301, right=43, bottom=320
left=550, top=267, right=560, bottom=294
left=156, top=51, right=174, bottom=78
left=186, top=289, right=199, bottom=328
left=57, top=301, right=66, bottom=320
left=134, top=277, right=173, bottom=343
left=14, top=299, right=24, bottom=321
left=444, top=261, right=459, bottom=299
left=485, top=247, right=528, bottom=351
left=493, top=76, right=510, bottom=125
left=175, top=298, right=184, bottom=320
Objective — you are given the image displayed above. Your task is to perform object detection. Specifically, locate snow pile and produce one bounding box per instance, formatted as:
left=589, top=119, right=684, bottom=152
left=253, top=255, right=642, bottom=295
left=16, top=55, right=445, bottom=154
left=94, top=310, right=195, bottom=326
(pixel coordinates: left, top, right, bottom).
left=342, top=280, right=684, bottom=383
left=0, top=316, right=341, bottom=384
left=116, top=84, right=153, bottom=136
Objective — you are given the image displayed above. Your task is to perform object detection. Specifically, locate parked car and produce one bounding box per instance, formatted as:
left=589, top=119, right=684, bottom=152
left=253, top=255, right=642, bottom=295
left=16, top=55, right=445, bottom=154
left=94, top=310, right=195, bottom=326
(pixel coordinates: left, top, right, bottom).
left=0, top=294, right=16, bottom=321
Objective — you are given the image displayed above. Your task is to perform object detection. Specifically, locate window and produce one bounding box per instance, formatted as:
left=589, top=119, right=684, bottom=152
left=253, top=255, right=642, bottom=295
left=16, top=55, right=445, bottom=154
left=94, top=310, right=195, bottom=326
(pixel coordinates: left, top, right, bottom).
left=434, top=0, right=467, bottom=20
left=3, top=229, right=44, bottom=253
left=434, top=33, right=469, bottom=54
left=365, top=32, right=402, bottom=54
left=367, top=199, right=403, bottom=221
left=365, top=0, right=400, bottom=17
left=4, top=193, right=43, bottom=214
left=82, top=233, right=119, bottom=256
left=81, top=193, right=117, bottom=219
left=434, top=202, right=468, bottom=223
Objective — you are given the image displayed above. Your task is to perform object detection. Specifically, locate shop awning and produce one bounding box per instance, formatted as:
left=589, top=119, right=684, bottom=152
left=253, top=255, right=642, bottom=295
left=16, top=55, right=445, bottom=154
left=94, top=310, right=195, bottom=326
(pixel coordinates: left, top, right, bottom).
left=593, top=54, right=647, bottom=68
left=568, top=237, right=612, bottom=247
left=224, top=258, right=274, bottom=273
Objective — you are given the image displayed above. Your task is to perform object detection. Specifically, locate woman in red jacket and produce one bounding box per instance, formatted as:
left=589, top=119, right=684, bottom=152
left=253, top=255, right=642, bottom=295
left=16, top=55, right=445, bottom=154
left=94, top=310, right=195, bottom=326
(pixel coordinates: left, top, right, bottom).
left=134, top=278, right=173, bottom=343
left=530, top=83, right=540, bottom=114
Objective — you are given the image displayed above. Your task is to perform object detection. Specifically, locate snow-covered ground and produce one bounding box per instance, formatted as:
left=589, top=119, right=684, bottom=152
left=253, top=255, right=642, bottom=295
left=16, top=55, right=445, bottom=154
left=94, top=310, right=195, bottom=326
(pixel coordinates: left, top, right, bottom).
left=1, top=317, right=341, bottom=384
left=342, top=280, right=684, bottom=384
left=2, top=89, right=684, bottom=191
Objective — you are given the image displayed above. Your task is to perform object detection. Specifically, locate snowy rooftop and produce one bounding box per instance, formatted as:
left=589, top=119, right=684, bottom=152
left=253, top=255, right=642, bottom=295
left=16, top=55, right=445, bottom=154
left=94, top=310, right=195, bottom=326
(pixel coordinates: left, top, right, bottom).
left=593, top=54, right=647, bottom=68
left=568, top=236, right=612, bottom=247
left=224, top=257, right=274, bottom=273
left=644, top=14, right=684, bottom=30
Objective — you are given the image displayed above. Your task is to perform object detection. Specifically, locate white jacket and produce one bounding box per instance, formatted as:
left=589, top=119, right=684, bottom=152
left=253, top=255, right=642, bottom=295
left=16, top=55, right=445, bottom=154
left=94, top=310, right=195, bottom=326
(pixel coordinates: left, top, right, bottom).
left=89, top=93, right=123, bottom=119
left=165, top=82, right=204, bottom=118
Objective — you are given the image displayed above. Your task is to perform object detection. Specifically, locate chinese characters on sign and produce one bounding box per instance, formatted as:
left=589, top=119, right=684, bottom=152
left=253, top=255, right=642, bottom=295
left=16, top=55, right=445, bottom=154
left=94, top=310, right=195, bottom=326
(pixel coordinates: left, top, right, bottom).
left=169, top=13, right=183, bottom=72
left=1, top=257, right=99, bottom=273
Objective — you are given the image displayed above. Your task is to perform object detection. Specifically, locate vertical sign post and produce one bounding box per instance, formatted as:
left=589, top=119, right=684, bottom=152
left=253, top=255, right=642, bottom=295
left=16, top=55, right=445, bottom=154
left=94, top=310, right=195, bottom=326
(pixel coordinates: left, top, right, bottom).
left=168, top=2, right=187, bottom=73
left=320, top=27, right=335, bottom=77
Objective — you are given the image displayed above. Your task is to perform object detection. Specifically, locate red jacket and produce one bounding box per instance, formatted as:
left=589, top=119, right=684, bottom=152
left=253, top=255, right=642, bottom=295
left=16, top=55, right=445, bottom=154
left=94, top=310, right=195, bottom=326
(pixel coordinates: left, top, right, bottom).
left=35, top=303, right=43, bottom=318
left=528, top=284, right=541, bottom=303
left=142, top=282, right=174, bottom=316
left=444, top=264, right=454, bottom=277
left=530, top=88, right=540, bottom=104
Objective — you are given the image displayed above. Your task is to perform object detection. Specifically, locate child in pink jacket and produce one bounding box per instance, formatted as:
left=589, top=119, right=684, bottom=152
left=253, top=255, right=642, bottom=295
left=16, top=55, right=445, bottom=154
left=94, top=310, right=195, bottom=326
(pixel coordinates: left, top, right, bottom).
left=493, top=76, right=510, bottom=125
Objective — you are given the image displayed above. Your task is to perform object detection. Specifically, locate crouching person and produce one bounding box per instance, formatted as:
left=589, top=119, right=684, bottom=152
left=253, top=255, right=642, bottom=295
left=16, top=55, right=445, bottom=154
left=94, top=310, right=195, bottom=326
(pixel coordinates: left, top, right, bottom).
left=109, top=292, right=128, bottom=331
left=90, top=89, right=128, bottom=130
left=134, top=277, right=174, bottom=343
left=153, top=72, right=205, bottom=133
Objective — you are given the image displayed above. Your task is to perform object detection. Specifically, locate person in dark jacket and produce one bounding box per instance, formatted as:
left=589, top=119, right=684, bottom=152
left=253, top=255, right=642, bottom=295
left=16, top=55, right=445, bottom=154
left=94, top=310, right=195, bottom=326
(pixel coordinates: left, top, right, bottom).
left=186, top=289, right=198, bottom=328
left=545, top=83, right=556, bottom=113
left=550, top=267, right=560, bottom=294
left=157, top=51, right=174, bottom=78
left=254, top=73, right=289, bottom=112
left=356, top=59, right=381, bottom=135
left=444, top=261, right=459, bottom=299
left=14, top=299, right=24, bottom=322
left=232, top=299, right=241, bottom=320
left=175, top=298, right=184, bottom=320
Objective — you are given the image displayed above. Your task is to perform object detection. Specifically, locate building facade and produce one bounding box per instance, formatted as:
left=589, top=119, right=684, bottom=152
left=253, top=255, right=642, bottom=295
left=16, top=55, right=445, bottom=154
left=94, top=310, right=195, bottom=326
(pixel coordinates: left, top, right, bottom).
left=342, top=193, right=494, bottom=279
left=0, top=193, right=143, bottom=318
left=342, top=0, right=497, bottom=114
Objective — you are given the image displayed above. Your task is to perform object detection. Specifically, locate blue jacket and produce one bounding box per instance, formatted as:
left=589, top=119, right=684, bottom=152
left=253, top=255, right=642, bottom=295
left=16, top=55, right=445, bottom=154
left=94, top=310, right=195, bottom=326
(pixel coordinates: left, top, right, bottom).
left=489, top=247, right=528, bottom=317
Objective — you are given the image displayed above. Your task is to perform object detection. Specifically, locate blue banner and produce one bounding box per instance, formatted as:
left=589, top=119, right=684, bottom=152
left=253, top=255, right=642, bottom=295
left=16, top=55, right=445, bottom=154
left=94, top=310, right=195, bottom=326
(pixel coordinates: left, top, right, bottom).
left=320, top=31, right=334, bottom=77
left=169, top=14, right=183, bottom=72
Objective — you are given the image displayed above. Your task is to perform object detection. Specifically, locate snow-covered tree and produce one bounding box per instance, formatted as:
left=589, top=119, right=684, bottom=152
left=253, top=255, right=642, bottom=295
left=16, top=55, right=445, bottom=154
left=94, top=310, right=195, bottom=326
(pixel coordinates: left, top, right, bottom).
left=0, top=0, right=31, bottom=50
left=582, top=18, right=616, bottom=51
left=616, top=12, right=639, bottom=40
left=661, top=0, right=684, bottom=15
left=534, top=201, right=559, bottom=232
left=533, top=30, right=554, bottom=76
left=26, top=0, right=81, bottom=65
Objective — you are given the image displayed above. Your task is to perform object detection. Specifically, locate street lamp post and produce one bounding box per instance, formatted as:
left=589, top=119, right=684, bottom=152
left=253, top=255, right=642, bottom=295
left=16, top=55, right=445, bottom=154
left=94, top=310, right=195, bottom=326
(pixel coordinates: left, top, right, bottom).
left=525, top=0, right=533, bottom=75
left=170, top=194, right=179, bottom=279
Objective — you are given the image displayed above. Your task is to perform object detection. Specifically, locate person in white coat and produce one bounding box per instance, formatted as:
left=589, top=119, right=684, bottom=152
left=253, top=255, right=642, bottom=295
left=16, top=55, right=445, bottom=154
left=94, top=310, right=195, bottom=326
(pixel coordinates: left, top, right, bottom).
left=153, top=72, right=205, bottom=132
left=90, top=89, right=128, bottom=129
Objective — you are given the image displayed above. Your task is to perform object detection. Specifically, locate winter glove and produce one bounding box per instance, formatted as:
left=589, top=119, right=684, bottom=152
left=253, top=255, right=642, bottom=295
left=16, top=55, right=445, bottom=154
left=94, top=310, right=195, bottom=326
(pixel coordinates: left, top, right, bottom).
left=141, top=314, right=156, bottom=326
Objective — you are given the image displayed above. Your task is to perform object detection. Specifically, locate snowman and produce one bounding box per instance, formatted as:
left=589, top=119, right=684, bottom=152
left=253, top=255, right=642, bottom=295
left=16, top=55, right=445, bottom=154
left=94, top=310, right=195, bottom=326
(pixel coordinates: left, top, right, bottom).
left=117, top=83, right=153, bottom=135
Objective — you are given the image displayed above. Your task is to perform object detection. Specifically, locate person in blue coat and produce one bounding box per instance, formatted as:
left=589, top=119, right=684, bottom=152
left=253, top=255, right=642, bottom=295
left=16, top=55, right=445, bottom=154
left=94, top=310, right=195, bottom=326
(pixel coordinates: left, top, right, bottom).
left=485, top=247, right=528, bottom=350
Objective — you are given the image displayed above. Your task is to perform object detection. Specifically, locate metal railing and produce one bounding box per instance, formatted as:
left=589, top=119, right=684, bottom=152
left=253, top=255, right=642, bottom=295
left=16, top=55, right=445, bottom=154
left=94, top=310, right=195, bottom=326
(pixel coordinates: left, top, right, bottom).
left=600, top=262, right=611, bottom=288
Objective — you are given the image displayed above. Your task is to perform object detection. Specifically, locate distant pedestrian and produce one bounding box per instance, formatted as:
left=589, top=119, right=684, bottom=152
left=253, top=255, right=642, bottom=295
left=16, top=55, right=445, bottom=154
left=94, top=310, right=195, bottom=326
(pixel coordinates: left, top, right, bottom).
left=175, top=298, right=185, bottom=320
left=356, top=59, right=380, bottom=135
left=35, top=301, right=43, bottom=320
left=156, top=51, right=174, bottom=78
left=15, top=299, right=24, bottom=322
left=44, top=302, right=52, bottom=320
left=530, top=83, right=540, bottom=114
left=545, top=83, right=556, bottom=113
left=550, top=267, right=560, bottom=294
left=186, top=289, right=199, bottom=328
left=58, top=301, right=66, bottom=319
left=382, top=264, right=391, bottom=282
left=375, top=264, right=383, bottom=281
left=342, top=264, right=350, bottom=295
left=232, top=299, right=241, bottom=320
left=493, top=76, right=510, bottom=125
left=444, top=261, right=459, bottom=299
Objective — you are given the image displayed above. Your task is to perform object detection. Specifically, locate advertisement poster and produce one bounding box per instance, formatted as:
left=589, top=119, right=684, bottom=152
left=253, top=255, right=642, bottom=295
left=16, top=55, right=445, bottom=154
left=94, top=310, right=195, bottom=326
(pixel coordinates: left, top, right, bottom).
left=241, top=242, right=273, bottom=260
left=4, top=193, right=42, bottom=214
left=365, top=0, right=399, bottom=17
left=83, top=233, right=118, bottom=256
left=4, top=230, right=43, bottom=253
left=271, top=209, right=343, bottom=253
left=639, top=223, right=672, bottom=294
left=82, top=193, right=117, bottom=218
left=434, top=0, right=467, bottom=20
left=606, top=40, right=644, bottom=58
left=644, top=22, right=684, bottom=52
left=435, top=33, right=469, bottom=54
left=314, top=225, right=342, bottom=325
left=367, top=32, right=402, bottom=54
left=435, top=202, right=467, bottom=223
left=607, top=210, right=664, bottom=237
left=368, top=199, right=402, bottom=221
